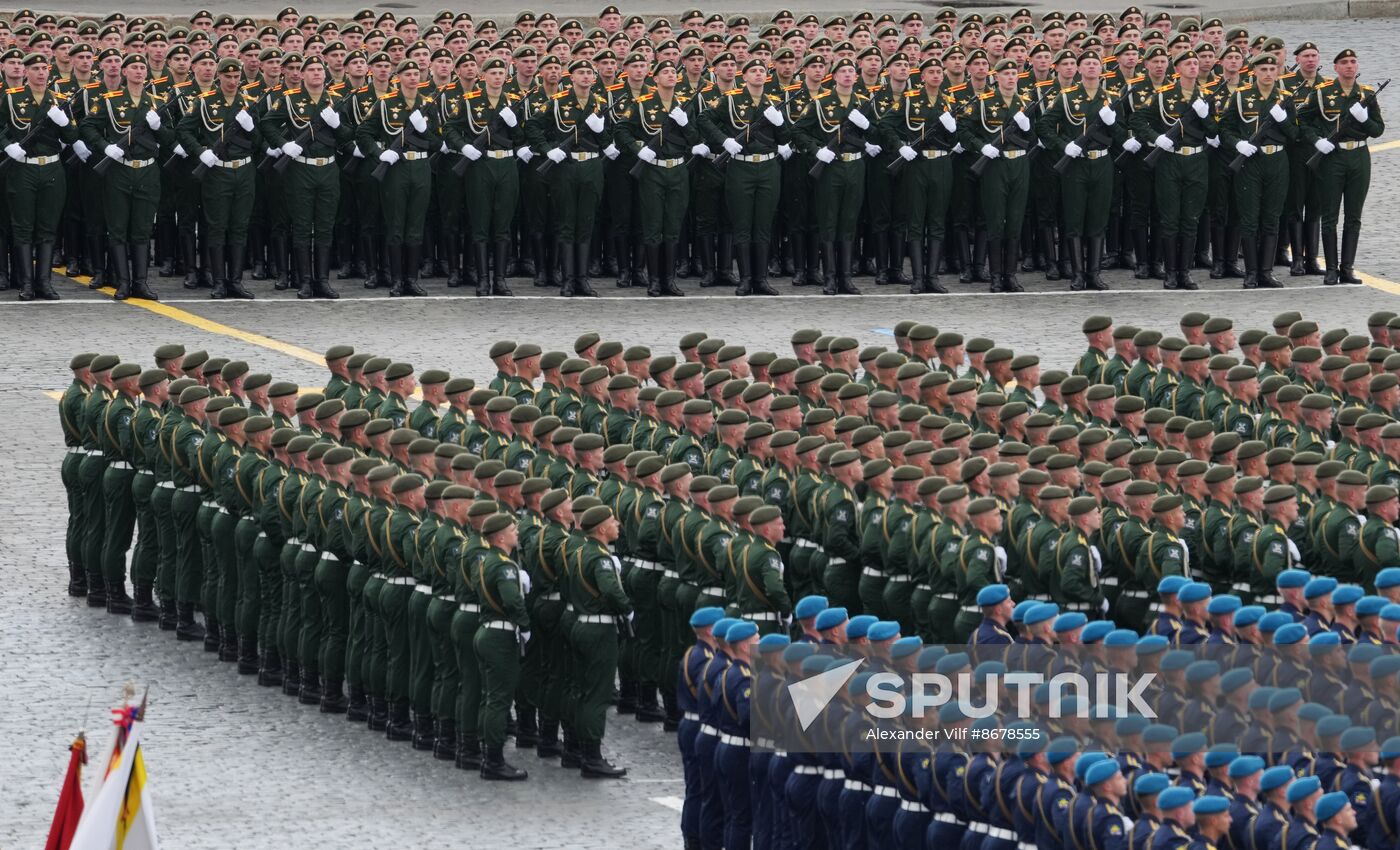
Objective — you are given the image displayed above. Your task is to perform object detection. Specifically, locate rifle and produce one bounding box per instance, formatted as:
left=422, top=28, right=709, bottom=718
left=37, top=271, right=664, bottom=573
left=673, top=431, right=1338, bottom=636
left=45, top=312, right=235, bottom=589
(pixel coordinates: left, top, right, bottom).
left=1052, top=85, right=1135, bottom=173
left=450, top=100, right=512, bottom=178
left=93, top=94, right=176, bottom=176
left=191, top=107, right=259, bottom=180
left=1139, top=121, right=1184, bottom=168
left=968, top=94, right=1045, bottom=178
left=267, top=101, right=338, bottom=174
left=626, top=96, right=695, bottom=179
left=369, top=102, right=438, bottom=181
left=808, top=100, right=875, bottom=179
left=534, top=133, right=576, bottom=176
left=711, top=83, right=804, bottom=169
left=1305, top=78, right=1390, bottom=170
left=1226, top=88, right=1291, bottom=173
left=0, top=93, right=71, bottom=173
left=886, top=103, right=958, bottom=176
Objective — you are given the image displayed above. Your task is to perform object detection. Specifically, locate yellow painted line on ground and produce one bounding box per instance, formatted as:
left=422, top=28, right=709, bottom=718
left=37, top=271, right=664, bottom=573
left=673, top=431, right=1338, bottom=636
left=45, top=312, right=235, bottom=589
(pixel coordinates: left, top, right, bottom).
left=1360, top=270, right=1400, bottom=296
left=44, top=389, right=62, bottom=400
left=1372, top=139, right=1400, bottom=154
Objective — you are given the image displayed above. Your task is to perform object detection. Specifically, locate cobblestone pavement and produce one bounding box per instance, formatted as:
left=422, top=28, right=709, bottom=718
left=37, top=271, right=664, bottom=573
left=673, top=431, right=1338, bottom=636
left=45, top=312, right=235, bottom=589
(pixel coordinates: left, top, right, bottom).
left=4, top=17, right=1400, bottom=850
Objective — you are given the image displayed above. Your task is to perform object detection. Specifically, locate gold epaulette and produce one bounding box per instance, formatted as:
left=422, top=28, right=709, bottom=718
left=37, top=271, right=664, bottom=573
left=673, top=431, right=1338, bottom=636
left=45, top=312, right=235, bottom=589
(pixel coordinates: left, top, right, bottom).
left=904, top=89, right=918, bottom=98
left=241, top=81, right=261, bottom=91
left=355, top=85, right=369, bottom=93
left=637, top=92, right=653, bottom=102
left=947, top=83, right=967, bottom=92
left=380, top=91, right=397, bottom=99
left=103, top=90, right=122, bottom=98
left=1034, top=78, right=1056, bottom=88
left=1060, top=84, right=1079, bottom=94
left=417, top=80, right=431, bottom=88
left=1130, top=75, right=1145, bottom=85
left=978, top=90, right=995, bottom=99
left=551, top=89, right=569, bottom=99
left=152, top=75, right=168, bottom=84
left=199, top=89, right=217, bottom=98
left=725, top=87, right=742, bottom=96
left=285, top=88, right=301, bottom=96
left=53, top=90, right=69, bottom=100
left=83, top=81, right=100, bottom=89
left=1156, top=83, right=1174, bottom=92
left=465, top=89, right=480, bottom=99
left=174, top=79, right=192, bottom=89
left=606, top=81, right=625, bottom=91
left=5, top=86, right=21, bottom=94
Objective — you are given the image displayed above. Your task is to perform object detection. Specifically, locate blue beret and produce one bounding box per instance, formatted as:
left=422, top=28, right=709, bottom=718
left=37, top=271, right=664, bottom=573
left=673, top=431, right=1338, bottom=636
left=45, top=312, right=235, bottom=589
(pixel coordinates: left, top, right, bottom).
left=1053, top=612, right=1088, bottom=633
left=1381, top=736, right=1400, bottom=761
left=1298, top=702, right=1331, bottom=722
left=1207, top=594, right=1241, bottom=615
left=1134, top=773, right=1171, bottom=796
left=1046, top=737, right=1079, bottom=764
left=1025, top=602, right=1059, bottom=626
left=1081, top=621, right=1115, bottom=644
left=938, top=703, right=965, bottom=723
left=1228, top=755, right=1265, bottom=778
left=1340, top=726, right=1376, bottom=750
left=711, top=617, right=739, bottom=640
left=1157, top=786, right=1196, bottom=810
left=1333, top=584, right=1364, bottom=606
left=1304, top=576, right=1337, bottom=599
left=1178, top=581, right=1212, bottom=604
left=1307, top=631, right=1342, bottom=653
left=1233, top=605, right=1265, bottom=627
left=1372, top=655, right=1400, bottom=679
left=815, top=607, right=848, bottom=631
left=1161, top=650, right=1195, bottom=672
left=1116, top=715, right=1150, bottom=736
left=690, top=606, right=725, bottom=627
left=1276, top=568, right=1310, bottom=589
left=1203, top=744, right=1238, bottom=769
left=977, top=583, right=1010, bottom=606
left=974, top=660, right=1008, bottom=680
left=794, top=595, right=829, bottom=619
left=1075, top=752, right=1109, bottom=781
left=1258, top=611, right=1293, bottom=633
left=1143, top=723, right=1178, bottom=744
left=1268, top=687, right=1302, bottom=713
left=1247, top=687, right=1276, bottom=710
left=1033, top=683, right=1052, bottom=705
left=1016, top=735, right=1048, bottom=757
left=935, top=652, right=970, bottom=674
left=1085, top=759, right=1121, bottom=786
left=1193, top=795, right=1230, bottom=815
left=1317, top=715, right=1351, bottom=738
left=783, top=643, right=817, bottom=664
left=1186, top=660, right=1221, bottom=683
left=1315, top=790, right=1348, bottom=823
left=1091, top=706, right=1119, bottom=723
left=726, top=620, right=758, bottom=642
left=1136, top=635, right=1169, bottom=655
left=917, top=646, right=947, bottom=671
left=848, top=671, right=874, bottom=696
left=1221, top=668, right=1254, bottom=694
left=1171, top=732, right=1207, bottom=759
left=971, top=715, right=999, bottom=731
left=1012, top=600, right=1036, bottom=622
left=1273, top=623, right=1308, bottom=645
left=1359, top=595, right=1386, bottom=617
left=1384, top=603, right=1400, bottom=622
left=1057, top=696, right=1084, bottom=716
left=1260, top=766, right=1296, bottom=792
left=1157, top=575, right=1189, bottom=595
left=1378, top=568, right=1400, bottom=589
left=1349, top=643, right=1383, bottom=665
left=846, top=614, right=878, bottom=639
left=1105, top=628, right=1139, bottom=646
left=867, top=621, right=901, bottom=642
left=800, top=655, right=832, bottom=676
left=890, top=636, right=922, bottom=658
left=758, top=634, right=791, bottom=653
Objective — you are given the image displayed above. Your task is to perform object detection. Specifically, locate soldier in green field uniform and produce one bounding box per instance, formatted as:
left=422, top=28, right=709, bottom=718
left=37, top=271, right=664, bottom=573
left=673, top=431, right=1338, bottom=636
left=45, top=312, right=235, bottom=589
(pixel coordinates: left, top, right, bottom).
left=59, top=353, right=94, bottom=594
left=472, top=512, right=529, bottom=780
left=524, top=59, right=612, bottom=297
left=1129, top=49, right=1215, bottom=291
left=79, top=52, right=172, bottom=300
left=1205, top=45, right=1246, bottom=281
left=448, top=496, right=487, bottom=769
left=309, top=446, right=354, bottom=712
left=380, top=473, right=426, bottom=740
left=1, top=52, right=76, bottom=301
left=426, top=485, right=472, bottom=759
left=569, top=505, right=630, bottom=778
left=1356, top=485, right=1400, bottom=591
left=1251, top=485, right=1302, bottom=597
left=1054, top=496, right=1108, bottom=615
left=170, top=383, right=211, bottom=639
left=446, top=57, right=523, bottom=297
left=209, top=404, right=250, bottom=662
left=959, top=58, right=1036, bottom=293
left=128, top=369, right=169, bottom=622
left=734, top=504, right=791, bottom=632
left=794, top=57, right=870, bottom=297
left=97, top=362, right=141, bottom=614
left=231, top=416, right=273, bottom=674
left=1282, top=42, right=1326, bottom=277
left=341, top=52, right=393, bottom=290
left=261, top=55, right=350, bottom=299
left=355, top=59, right=438, bottom=297
left=954, top=496, right=1002, bottom=641
left=1300, top=48, right=1385, bottom=286
left=519, top=54, right=566, bottom=290
left=818, top=449, right=862, bottom=612
left=1219, top=52, right=1297, bottom=290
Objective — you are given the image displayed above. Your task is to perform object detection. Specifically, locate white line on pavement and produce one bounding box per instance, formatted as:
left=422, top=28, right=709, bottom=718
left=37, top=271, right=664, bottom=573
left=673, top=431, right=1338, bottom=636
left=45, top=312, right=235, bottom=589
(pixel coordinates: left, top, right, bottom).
left=649, top=796, right=685, bottom=812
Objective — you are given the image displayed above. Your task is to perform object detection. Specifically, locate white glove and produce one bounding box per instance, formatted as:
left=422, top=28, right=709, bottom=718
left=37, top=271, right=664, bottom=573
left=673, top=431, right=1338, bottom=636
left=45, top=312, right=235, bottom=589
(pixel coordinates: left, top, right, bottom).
left=72, top=140, right=90, bottom=161
left=462, top=143, right=481, bottom=160
left=899, top=144, right=916, bottom=161
left=519, top=570, right=532, bottom=594
left=4, top=143, right=24, bottom=162
left=145, top=110, right=161, bottom=130
left=1123, top=137, right=1142, bottom=153
left=848, top=109, right=870, bottom=130
left=691, top=143, right=710, bottom=157
left=1064, top=140, right=1082, bottom=158
left=864, top=141, right=881, bottom=156
left=1235, top=139, right=1257, bottom=157
left=499, top=105, right=517, bottom=127
left=952, top=142, right=964, bottom=154
left=266, top=146, right=281, bottom=157
left=764, top=104, right=784, bottom=126
left=352, top=143, right=364, bottom=158
left=1154, top=134, right=1175, bottom=152
left=1270, top=103, right=1288, bottom=123
left=1100, top=598, right=1111, bottom=614
left=980, top=143, right=1000, bottom=159
left=520, top=630, right=531, bottom=646
left=379, top=149, right=400, bottom=164
left=409, top=109, right=428, bottom=133
left=722, top=137, right=743, bottom=156
left=1192, top=98, right=1209, bottom=118
left=319, top=106, right=341, bottom=128
left=104, top=143, right=125, bottom=161
left=940, top=110, right=957, bottom=132
left=516, top=146, right=533, bottom=162
left=1098, top=105, right=1117, bottom=126
left=199, top=149, right=219, bottom=168
left=603, top=142, right=619, bottom=159
left=440, top=141, right=449, bottom=154
left=638, top=146, right=656, bottom=163
left=815, top=147, right=835, bottom=163
left=669, top=106, right=688, bottom=127
left=281, top=140, right=303, bottom=159
left=234, top=108, right=253, bottom=132
left=585, top=112, right=605, bottom=133
left=1013, top=111, right=1030, bottom=131
left=47, top=105, right=69, bottom=127
left=1314, top=138, right=1336, bottom=155
left=777, top=143, right=792, bottom=159
left=1350, top=102, right=1369, bottom=122
left=546, top=147, right=566, bottom=163
left=173, top=143, right=187, bottom=158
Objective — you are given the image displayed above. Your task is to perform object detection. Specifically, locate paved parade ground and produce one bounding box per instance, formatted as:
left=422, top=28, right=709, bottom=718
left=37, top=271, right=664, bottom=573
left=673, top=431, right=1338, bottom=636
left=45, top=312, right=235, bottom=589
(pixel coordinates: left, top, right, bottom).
left=6, top=12, right=1400, bottom=850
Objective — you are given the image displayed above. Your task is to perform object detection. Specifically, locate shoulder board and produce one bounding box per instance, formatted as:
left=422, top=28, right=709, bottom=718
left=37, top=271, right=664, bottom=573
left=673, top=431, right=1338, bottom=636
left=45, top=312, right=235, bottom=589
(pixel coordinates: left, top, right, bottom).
left=814, top=91, right=829, bottom=100
left=151, top=93, right=167, bottom=103
left=438, top=81, right=457, bottom=92
left=1315, top=79, right=1334, bottom=89
left=1130, top=75, right=1145, bottom=85
left=507, top=92, right=522, bottom=101
left=242, top=93, right=259, bottom=103
left=241, top=81, right=261, bottom=91
left=284, top=88, right=301, bottom=96
left=174, top=80, right=192, bottom=89
left=355, top=85, right=369, bottom=93
left=855, top=92, right=870, bottom=101
left=978, top=90, right=995, bottom=99
left=152, top=76, right=168, bottom=84
left=1156, top=83, right=1175, bottom=92
left=83, top=81, right=100, bottom=89
left=1281, top=71, right=1297, bottom=80
left=53, top=90, right=69, bottom=100
left=1018, top=70, right=1030, bottom=78
left=947, top=83, right=967, bottom=92
left=551, top=89, right=569, bottom=99
left=606, top=81, right=625, bottom=91
left=904, top=89, right=919, bottom=98
left=464, top=89, right=481, bottom=99
left=768, top=92, right=782, bottom=101
left=725, top=87, right=743, bottom=96
left=199, top=89, right=217, bottom=98
left=1363, top=83, right=1376, bottom=92
left=1034, top=78, right=1056, bottom=88
left=103, top=90, right=122, bottom=98
left=418, top=81, right=431, bottom=89
left=637, top=92, right=653, bottom=102
left=379, top=91, right=396, bottom=100
left=782, top=81, right=803, bottom=92
left=5, top=86, right=21, bottom=94
left=1061, top=84, right=1079, bottom=94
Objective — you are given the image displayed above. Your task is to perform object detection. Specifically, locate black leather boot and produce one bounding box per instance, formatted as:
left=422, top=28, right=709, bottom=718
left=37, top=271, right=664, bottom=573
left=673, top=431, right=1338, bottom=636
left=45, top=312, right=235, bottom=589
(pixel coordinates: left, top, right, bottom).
left=715, top=234, right=738, bottom=288
left=733, top=241, right=752, bottom=295
left=909, top=237, right=925, bottom=294
left=574, top=242, right=598, bottom=297
left=925, top=238, right=947, bottom=293
left=106, top=580, right=133, bottom=615
left=180, top=232, right=201, bottom=289
left=1002, top=236, right=1023, bottom=292
left=270, top=234, right=289, bottom=290
left=1177, top=232, right=1198, bottom=291
left=129, top=242, right=156, bottom=300
left=346, top=685, right=369, bottom=721
left=219, top=627, right=239, bottom=662
left=696, top=234, right=718, bottom=287
left=557, top=240, right=575, bottom=296
left=1040, top=227, right=1060, bottom=280
left=456, top=736, right=483, bottom=770
left=386, top=699, right=413, bottom=740
left=751, top=242, right=777, bottom=295
left=580, top=741, right=627, bottom=778
left=872, top=232, right=890, bottom=285
left=157, top=597, right=176, bottom=629
left=660, top=241, right=683, bottom=296
left=536, top=717, right=562, bottom=758
left=1257, top=233, right=1284, bottom=288
left=789, top=231, right=807, bottom=286
left=86, top=573, right=106, bottom=607
left=473, top=243, right=490, bottom=297
left=837, top=241, right=861, bottom=294
left=386, top=244, right=406, bottom=296
left=259, top=650, right=283, bottom=687
left=444, top=233, right=462, bottom=287
left=434, top=719, right=457, bottom=760
left=175, top=603, right=206, bottom=641
left=532, top=235, right=551, bottom=287
left=247, top=230, right=268, bottom=280
left=203, top=615, right=220, bottom=652
left=1340, top=225, right=1362, bottom=284
left=1195, top=217, right=1213, bottom=268
left=281, top=660, right=300, bottom=696
left=956, top=226, right=973, bottom=283
left=985, top=238, right=1003, bottom=293
left=971, top=230, right=989, bottom=283
left=631, top=241, right=649, bottom=289
left=613, top=235, right=631, bottom=287
left=130, top=584, right=159, bottom=622
left=412, top=712, right=437, bottom=750
left=237, top=636, right=259, bottom=674
left=33, top=242, right=59, bottom=300
left=13, top=243, right=33, bottom=301
left=514, top=704, right=540, bottom=748
left=492, top=241, right=513, bottom=295
left=1219, top=227, right=1242, bottom=278
left=1288, top=222, right=1306, bottom=276
left=368, top=696, right=390, bottom=730
left=320, top=678, right=348, bottom=713
left=1085, top=235, right=1109, bottom=290
left=1067, top=235, right=1086, bottom=291
left=820, top=242, right=837, bottom=295
left=294, top=244, right=315, bottom=299
left=481, top=743, right=528, bottom=780
left=1132, top=228, right=1150, bottom=278
left=1149, top=234, right=1166, bottom=280
left=1209, top=226, right=1226, bottom=279
left=86, top=234, right=106, bottom=287
left=337, top=233, right=362, bottom=280
left=645, top=243, right=662, bottom=296
left=404, top=244, right=426, bottom=296
left=1303, top=217, right=1323, bottom=274
left=635, top=685, right=666, bottom=722
left=109, top=244, right=131, bottom=300
left=225, top=243, right=254, bottom=299
left=1323, top=228, right=1340, bottom=285
left=361, top=236, right=380, bottom=289
left=1161, top=235, right=1179, bottom=290
left=314, top=244, right=338, bottom=298
left=888, top=233, right=913, bottom=285
left=1241, top=234, right=1259, bottom=289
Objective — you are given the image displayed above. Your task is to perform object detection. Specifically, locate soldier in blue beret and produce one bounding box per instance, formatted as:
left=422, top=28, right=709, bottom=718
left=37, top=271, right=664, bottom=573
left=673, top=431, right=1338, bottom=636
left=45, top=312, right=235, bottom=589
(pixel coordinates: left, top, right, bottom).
left=814, top=606, right=849, bottom=643
left=1368, top=737, right=1400, bottom=850
left=696, top=618, right=736, bottom=847
left=973, top=582, right=1015, bottom=647
left=1176, top=581, right=1213, bottom=646
left=1336, top=726, right=1378, bottom=842
left=1035, top=738, right=1079, bottom=849
left=1226, top=756, right=1265, bottom=850
left=679, top=607, right=724, bottom=847
left=793, top=594, right=829, bottom=642
left=1250, top=766, right=1295, bottom=850
left=1205, top=594, right=1240, bottom=645
left=1173, top=732, right=1210, bottom=796
left=1153, top=785, right=1197, bottom=850
left=1212, top=668, right=1253, bottom=743
left=1356, top=596, right=1387, bottom=644
left=1284, top=776, right=1324, bottom=850
left=1274, top=568, right=1311, bottom=621
left=1313, top=791, right=1358, bottom=850
left=1149, top=575, right=1189, bottom=644
left=1302, top=576, right=1339, bottom=636
left=1131, top=772, right=1171, bottom=847
left=1083, top=759, right=1132, bottom=850
left=1189, top=795, right=1232, bottom=850
left=1377, top=567, right=1400, bottom=604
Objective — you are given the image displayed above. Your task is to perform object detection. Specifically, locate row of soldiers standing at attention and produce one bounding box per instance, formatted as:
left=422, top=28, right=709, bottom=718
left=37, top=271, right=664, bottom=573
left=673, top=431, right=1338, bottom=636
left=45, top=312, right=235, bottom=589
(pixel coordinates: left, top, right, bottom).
left=0, top=6, right=1385, bottom=302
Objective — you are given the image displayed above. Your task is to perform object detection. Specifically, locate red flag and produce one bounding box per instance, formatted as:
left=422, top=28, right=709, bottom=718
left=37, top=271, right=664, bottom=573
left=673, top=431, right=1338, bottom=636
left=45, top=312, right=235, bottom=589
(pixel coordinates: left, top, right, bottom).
left=45, top=734, right=86, bottom=850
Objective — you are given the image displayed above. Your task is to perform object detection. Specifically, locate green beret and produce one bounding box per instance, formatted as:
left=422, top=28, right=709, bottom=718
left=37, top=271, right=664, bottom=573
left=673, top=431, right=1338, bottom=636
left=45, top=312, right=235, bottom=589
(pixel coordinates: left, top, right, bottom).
left=1082, top=315, right=1113, bottom=334
left=314, top=399, right=346, bottom=420
left=383, top=362, right=413, bottom=381
left=573, top=433, right=606, bottom=452
left=322, top=446, right=356, bottom=466
left=419, top=368, right=450, bottom=385
left=138, top=368, right=168, bottom=389
left=480, top=512, right=515, bottom=535
left=324, top=344, right=354, bottom=361
left=579, top=505, right=614, bottom=531
left=178, top=386, right=211, bottom=405
left=217, top=406, right=249, bottom=427
left=154, top=344, right=186, bottom=362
